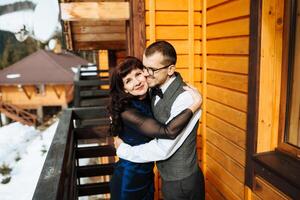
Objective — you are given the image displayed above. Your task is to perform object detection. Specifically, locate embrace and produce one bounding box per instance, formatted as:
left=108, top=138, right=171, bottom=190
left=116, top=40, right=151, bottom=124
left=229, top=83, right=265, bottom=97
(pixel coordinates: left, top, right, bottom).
left=108, top=41, right=205, bottom=200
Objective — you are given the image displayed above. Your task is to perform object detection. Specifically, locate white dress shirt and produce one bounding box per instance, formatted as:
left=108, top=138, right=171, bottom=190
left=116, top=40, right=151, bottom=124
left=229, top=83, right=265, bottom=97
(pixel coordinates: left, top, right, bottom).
left=116, top=76, right=202, bottom=163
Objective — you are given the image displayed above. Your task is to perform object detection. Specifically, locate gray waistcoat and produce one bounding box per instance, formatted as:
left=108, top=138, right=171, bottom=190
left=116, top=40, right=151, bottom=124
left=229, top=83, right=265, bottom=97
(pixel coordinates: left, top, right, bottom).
left=151, top=73, right=199, bottom=181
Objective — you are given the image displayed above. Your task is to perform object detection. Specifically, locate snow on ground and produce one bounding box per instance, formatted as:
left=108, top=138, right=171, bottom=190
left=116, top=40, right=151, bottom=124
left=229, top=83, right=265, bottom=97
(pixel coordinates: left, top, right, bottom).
left=0, top=121, right=58, bottom=200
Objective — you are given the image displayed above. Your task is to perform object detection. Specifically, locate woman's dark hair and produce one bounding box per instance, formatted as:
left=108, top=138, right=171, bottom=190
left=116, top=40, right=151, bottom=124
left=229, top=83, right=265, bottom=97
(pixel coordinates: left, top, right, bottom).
left=108, top=56, right=145, bottom=136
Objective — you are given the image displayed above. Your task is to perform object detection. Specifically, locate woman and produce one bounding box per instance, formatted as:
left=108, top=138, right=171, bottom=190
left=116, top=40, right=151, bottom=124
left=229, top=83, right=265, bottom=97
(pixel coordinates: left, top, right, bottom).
left=108, top=57, right=201, bottom=200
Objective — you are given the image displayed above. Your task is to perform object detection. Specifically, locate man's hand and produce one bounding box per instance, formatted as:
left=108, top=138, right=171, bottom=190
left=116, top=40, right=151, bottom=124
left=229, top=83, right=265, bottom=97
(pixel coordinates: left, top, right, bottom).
left=114, top=137, right=124, bottom=149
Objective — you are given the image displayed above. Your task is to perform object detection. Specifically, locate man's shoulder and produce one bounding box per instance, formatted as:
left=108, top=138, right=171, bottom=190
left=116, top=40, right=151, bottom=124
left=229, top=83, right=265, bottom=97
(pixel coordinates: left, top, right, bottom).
left=172, top=90, right=193, bottom=108
left=176, top=90, right=193, bottom=100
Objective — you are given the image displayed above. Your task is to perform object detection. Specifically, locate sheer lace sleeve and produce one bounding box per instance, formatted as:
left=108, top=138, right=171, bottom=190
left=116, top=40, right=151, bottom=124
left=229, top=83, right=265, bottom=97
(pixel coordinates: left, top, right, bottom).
left=121, top=108, right=193, bottom=139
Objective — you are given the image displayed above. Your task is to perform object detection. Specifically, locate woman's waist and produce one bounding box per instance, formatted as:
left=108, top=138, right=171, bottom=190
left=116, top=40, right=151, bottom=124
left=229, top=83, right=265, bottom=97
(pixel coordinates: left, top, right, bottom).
left=116, top=159, right=154, bottom=170
left=120, top=135, right=151, bottom=146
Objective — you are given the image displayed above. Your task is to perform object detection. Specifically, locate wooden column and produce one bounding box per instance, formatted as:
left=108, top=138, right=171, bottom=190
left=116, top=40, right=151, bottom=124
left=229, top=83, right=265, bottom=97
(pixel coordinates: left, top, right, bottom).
left=1, top=113, right=9, bottom=126
left=201, top=0, right=207, bottom=176
left=37, top=106, right=44, bottom=124
left=149, top=0, right=156, bottom=44
left=257, top=0, right=284, bottom=152
left=188, top=0, right=195, bottom=84
left=128, top=0, right=146, bottom=59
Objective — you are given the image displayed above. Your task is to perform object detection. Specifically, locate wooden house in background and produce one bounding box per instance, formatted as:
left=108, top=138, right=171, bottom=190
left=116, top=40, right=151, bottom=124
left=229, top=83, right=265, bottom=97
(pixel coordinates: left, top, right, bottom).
left=33, top=0, right=300, bottom=199
left=0, top=49, right=88, bottom=124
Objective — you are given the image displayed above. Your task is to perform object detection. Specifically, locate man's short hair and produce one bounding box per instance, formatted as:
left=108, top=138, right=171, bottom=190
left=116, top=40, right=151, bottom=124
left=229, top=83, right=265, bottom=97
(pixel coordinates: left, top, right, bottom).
left=144, top=41, right=177, bottom=66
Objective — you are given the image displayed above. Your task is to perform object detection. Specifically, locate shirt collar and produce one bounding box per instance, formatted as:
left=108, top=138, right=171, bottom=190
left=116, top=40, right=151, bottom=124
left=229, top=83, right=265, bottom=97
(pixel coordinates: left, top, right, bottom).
left=159, top=75, right=176, bottom=94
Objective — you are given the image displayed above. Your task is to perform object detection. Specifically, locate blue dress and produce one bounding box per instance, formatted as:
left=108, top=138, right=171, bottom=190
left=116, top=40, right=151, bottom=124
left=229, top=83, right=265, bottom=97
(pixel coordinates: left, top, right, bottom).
left=110, top=99, right=155, bottom=200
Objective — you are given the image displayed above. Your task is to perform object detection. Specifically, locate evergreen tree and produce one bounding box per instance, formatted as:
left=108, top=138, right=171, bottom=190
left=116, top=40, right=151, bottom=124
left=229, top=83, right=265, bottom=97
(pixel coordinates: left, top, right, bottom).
left=0, top=31, right=40, bottom=70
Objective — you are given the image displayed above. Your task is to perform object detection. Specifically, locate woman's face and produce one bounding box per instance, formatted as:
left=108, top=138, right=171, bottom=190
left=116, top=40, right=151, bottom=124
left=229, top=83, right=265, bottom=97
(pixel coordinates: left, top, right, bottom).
left=122, top=68, right=149, bottom=97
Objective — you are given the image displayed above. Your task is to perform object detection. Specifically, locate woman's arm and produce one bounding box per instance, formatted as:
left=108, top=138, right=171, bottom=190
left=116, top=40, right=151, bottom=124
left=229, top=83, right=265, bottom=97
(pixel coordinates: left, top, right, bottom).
left=121, top=85, right=202, bottom=139
left=121, top=107, right=193, bottom=139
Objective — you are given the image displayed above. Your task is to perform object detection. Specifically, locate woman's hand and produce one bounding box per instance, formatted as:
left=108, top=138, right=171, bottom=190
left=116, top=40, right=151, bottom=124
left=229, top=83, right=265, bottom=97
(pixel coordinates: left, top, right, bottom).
left=183, top=84, right=202, bottom=113
left=114, top=137, right=124, bottom=149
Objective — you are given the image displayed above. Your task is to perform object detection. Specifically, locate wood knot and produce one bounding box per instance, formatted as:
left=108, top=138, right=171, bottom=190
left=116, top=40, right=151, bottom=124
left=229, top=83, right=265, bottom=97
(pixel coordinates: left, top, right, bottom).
left=277, top=17, right=283, bottom=25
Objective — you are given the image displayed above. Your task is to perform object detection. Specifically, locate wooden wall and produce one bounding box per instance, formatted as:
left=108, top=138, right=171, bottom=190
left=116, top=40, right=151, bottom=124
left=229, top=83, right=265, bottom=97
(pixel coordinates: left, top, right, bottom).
left=145, top=0, right=202, bottom=198
left=62, top=0, right=127, bottom=50
left=205, top=0, right=249, bottom=199
left=253, top=0, right=291, bottom=199
left=145, top=0, right=202, bottom=88
left=0, top=85, right=72, bottom=109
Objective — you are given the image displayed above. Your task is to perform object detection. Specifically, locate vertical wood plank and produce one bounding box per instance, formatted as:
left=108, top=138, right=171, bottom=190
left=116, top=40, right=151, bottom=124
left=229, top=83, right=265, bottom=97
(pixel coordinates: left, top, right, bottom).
left=149, top=0, right=156, bottom=43
left=245, top=0, right=261, bottom=189
left=288, top=1, right=300, bottom=146
left=270, top=0, right=284, bottom=148
left=201, top=0, right=207, bottom=175
left=149, top=2, right=157, bottom=199
left=188, top=0, right=195, bottom=84
left=128, top=0, right=145, bottom=59
left=257, top=0, right=284, bottom=152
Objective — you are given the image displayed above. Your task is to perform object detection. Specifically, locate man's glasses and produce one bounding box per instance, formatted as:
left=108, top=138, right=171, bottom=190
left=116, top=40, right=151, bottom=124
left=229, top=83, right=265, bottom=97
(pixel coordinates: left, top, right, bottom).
left=143, top=64, right=173, bottom=76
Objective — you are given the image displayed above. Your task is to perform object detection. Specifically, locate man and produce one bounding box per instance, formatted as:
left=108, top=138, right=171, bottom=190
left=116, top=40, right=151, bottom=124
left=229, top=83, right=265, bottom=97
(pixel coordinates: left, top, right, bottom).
left=115, top=41, right=205, bottom=200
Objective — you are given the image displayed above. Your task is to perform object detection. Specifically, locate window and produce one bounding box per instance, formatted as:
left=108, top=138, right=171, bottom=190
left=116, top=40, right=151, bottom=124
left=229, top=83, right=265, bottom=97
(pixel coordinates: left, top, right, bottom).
left=246, top=0, right=300, bottom=198
left=284, top=0, right=300, bottom=148
left=278, top=0, right=300, bottom=156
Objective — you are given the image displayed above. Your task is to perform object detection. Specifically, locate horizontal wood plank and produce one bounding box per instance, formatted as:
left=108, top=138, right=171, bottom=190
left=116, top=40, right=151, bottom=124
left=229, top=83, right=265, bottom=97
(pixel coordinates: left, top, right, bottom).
left=206, top=193, right=214, bottom=200
left=207, top=0, right=232, bottom=9
left=207, top=55, right=248, bottom=74
left=207, top=18, right=249, bottom=39
left=145, top=0, right=202, bottom=11
left=207, top=84, right=247, bottom=111
left=207, top=0, right=250, bottom=24
left=146, top=11, right=202, bottom=25
left=206, top=179, right=226, bottom=200
left=71, top=21, right=125, bottom=26
left=207, top=142, right=245, bottom=182
left=72, top=26, right=125, bottom=34
left=253, top=177, right=292, bottom=200
left=76, top=145, right=116, bottom=158
left=73, top=41, right=126, bottom=50
left=73, top=33, right=126, bottom=42
left=207, top=127, right=245, bottom=166
left=206, top=168, right=240, bottom=200
left=177, top=68, right=202, bottom=82
left=77, top=182, right=110, bottom=196
left=146, top=26, right=201, bottom=40
left=177, top=54, right=201, bottom=68
left=60, top=2, right=130, bottom=21
left=207, top=155, right=244, bottom=198
left=252, top=192, right=262, bottom=200
left=146, top=40, right=201, bottom=54
left=207, top=37, right=249, bottom=55
left=207, top=70, right=248, bottom=92
left=207, top=99, right=247, bottom=130
left=207, top=113, right=246, bottom=148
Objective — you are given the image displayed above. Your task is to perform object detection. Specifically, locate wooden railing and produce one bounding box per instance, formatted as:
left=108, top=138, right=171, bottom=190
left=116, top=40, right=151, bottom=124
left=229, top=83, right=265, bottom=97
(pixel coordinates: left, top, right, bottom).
left=33, top=106, right=115, bottom=200
left=0, top=101, right=37, bottom=126
left=74, top=65, right=110, bottom=107
left=33, top=64, right=115, bottom=199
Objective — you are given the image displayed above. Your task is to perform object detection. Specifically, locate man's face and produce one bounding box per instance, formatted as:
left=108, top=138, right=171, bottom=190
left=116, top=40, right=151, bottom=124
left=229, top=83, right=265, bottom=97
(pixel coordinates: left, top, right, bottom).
left=142, top=52, right=172, bottom=88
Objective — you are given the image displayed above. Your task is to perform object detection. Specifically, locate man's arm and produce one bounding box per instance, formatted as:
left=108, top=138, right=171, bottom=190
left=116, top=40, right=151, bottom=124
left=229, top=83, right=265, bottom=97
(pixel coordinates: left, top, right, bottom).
left=116, top=91, right=202, bottom=163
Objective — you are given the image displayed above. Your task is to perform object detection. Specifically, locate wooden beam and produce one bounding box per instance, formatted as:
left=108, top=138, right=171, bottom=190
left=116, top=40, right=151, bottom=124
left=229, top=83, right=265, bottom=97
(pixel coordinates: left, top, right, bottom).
left=149, top=0, right=156, bottom=43
left=73, top=41, right=126, bottom=50
left=188, top=0, right=195, bottom=84
left=60, top=2, right=130, bottom=21
left=53, top=86, right=62, bottom=99
left=21, top=86, right=32, bottom=100
left=128, top=0, right=146, bottom=59
left=201, top=0, right=207, bottom=177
